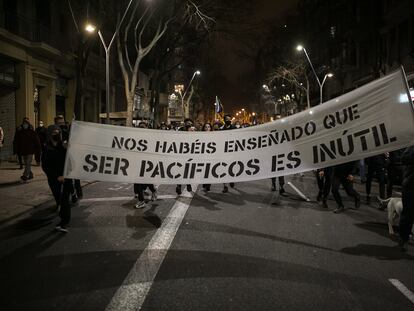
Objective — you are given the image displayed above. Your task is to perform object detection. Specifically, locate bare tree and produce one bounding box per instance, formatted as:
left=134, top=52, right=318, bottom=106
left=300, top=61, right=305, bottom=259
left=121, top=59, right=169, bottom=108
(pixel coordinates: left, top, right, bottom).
left=117, top=0, right=214, bottom=126
left=268, top=59, right=311, bottom=110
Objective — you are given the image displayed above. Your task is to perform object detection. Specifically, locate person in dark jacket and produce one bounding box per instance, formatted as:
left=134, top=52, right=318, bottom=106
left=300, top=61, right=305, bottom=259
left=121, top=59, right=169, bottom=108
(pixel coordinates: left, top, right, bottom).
left=332, top=161, right=361, bottom=214
left=398, top=146, right=414, bottom=252
left=35, top=121, right=48, bottom=146
left=42, top=126, right=73, bottom=233
left=35, top=120, right=48, bottom=165
left=176, top=123, right=196, bottom=195
left=221, top=115, right=235, bottom=193
left=365, top=154, right=388, bottom=204
left=13, top=117, right=41, bottom=181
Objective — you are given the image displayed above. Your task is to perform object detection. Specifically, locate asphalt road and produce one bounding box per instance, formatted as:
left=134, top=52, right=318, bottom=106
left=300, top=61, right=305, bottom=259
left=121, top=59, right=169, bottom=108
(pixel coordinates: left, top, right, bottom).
left=0, top=174, right=413, bottom=311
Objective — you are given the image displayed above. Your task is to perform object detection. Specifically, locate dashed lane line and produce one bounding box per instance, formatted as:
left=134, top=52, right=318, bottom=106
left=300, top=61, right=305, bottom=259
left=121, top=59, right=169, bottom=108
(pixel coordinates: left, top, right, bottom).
left=105, top=185, right=198, bottom=311
left=389, top=279, right=414, bottom=304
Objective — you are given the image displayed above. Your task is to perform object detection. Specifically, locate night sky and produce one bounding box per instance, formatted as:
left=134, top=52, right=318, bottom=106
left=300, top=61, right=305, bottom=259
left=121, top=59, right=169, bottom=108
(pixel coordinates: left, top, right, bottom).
left=210, top=0, right=298, bottom=112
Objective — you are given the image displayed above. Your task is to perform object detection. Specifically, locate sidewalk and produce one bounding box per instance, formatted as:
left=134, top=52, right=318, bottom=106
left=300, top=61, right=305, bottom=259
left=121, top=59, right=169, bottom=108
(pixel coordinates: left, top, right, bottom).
left=0, top=160, right=93, bottom=225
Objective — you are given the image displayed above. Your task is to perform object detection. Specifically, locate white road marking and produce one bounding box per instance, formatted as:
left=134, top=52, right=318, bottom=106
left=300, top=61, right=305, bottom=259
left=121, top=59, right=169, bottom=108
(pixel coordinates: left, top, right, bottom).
left=389, top=279, right=414, bottom=304
left=105, top=185, right=198, bottom=311
left=287, top=182, right=310, bottom=201
left=82, top=194, right=177, bottom=203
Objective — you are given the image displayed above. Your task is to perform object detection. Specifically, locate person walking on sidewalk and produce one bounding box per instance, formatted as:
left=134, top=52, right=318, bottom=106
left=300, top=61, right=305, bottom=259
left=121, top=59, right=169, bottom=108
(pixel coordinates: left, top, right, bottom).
left=13, top=117, right=41, bottom=182
left=13, top=118, right=34, bottom=169
left=332, top=161, right=361, bottom=214
left=399, top=146, right=414, bottom=252
left=42, top=127, right=72, bottom=233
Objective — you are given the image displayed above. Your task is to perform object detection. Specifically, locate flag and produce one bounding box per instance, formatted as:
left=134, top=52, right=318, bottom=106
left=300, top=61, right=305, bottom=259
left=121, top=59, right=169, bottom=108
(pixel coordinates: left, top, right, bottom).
left=215, top=96, right=223, bottom=113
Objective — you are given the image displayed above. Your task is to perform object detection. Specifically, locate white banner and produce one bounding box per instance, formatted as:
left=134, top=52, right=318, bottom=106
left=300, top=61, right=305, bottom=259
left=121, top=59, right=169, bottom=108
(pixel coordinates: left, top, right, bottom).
left=64, top=69, right=414, bottom=184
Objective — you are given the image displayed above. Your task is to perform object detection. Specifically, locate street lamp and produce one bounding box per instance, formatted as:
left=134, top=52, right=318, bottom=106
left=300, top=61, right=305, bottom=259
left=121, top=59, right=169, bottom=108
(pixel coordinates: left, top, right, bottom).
left=85, top=0, right=134, bottom=124
left=320, top=73, right=333, bottom=104
left=262, top=84, right=278, bottom=116
left=296, top=44, right=333, bottom=105
left=180, top=70, right=201, bottom=119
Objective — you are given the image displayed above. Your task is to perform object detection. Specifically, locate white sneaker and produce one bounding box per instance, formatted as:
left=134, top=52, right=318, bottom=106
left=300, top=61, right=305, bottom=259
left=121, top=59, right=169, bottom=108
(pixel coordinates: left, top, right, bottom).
left=151, top=191, right=158, bottom=201
left=135, top=201, right=146, bottom=209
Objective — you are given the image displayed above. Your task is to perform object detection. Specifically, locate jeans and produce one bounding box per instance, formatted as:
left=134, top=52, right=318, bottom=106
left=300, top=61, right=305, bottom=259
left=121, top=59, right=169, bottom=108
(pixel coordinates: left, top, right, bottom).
left=22, top=154, right=33, bottom=179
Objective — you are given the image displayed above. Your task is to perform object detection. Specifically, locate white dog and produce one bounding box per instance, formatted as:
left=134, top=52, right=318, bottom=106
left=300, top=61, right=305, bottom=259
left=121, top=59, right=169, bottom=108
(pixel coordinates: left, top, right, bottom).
left=377, top=197, right=403, bottom=235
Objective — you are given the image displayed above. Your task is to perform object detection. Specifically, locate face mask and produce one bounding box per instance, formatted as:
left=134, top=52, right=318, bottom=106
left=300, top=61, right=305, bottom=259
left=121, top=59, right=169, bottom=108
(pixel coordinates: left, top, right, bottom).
left=22, top=123, right=29, bottom=129
left=51, top=134, right=61, bottom=142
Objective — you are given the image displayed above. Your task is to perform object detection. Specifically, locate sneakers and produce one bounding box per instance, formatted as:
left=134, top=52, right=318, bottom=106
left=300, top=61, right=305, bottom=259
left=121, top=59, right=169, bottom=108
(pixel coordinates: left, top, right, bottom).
left=135, top=201, right=146, bottom=209
left=176, top=186, right=182, bottom=195
left=222, top=185, right=229, bottom=193
left=333, top=206, right=344, bottom=214
left=186, top=185, right=192, bottom=192
left=55, top=225, right=68, bottom=233
left=20, top=175, right=28, bottom=182
left=151, top=191, right=158, bottom=201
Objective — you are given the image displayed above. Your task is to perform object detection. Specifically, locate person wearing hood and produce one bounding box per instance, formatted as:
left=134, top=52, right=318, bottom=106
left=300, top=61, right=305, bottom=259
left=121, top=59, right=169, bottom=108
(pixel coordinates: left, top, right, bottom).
left=13, top=117, right=41, bottom=181
left=41, top=126, right=73, bottom=233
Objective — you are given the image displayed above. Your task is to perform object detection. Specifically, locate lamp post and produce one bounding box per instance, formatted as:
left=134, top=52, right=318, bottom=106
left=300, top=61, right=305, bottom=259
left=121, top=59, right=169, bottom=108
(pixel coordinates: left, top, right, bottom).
left=180, top=70, right=201, bottom=119
left=296, top=45, right=333, bottom=105
left=263, top=84, right=278, bottom=116
left=85, top=0, right=134, bottom=124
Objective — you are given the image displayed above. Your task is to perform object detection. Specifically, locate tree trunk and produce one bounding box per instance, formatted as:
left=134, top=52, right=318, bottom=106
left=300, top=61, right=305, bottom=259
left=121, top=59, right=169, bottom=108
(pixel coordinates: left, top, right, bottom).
left=306, top=76, right=310, bottom=109
left=126, top=92, right=134, bottom=127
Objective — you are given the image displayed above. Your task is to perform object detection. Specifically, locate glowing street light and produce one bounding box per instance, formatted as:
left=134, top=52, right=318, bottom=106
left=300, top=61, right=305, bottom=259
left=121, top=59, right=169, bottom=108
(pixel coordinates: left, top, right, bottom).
left=84, top=0, right=134, bottom=123
left=296, top=44, right=333, bottom=105
left=180, top=70, right=201, bottom=119
left=85, top=23, right=96, bottom=33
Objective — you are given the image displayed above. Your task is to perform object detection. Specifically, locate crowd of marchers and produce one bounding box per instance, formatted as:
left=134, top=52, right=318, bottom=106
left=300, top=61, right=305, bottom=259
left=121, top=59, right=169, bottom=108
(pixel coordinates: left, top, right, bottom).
left=1, top=114, right=413, bottom=252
